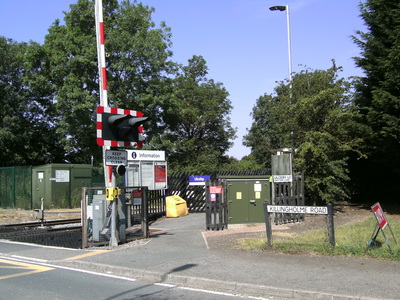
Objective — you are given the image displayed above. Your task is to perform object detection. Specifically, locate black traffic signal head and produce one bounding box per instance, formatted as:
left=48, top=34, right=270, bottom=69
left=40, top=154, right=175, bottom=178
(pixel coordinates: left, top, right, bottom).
left=102, top=112, right=149, bottom=143
left=114, top=164, right=126, bottom=176
left=96, top=106, right=149, bottom=147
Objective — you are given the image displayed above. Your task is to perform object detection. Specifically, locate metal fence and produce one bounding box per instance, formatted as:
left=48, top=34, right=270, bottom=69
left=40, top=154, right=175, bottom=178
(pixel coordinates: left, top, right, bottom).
left=205, top=179, right=228, bottom=231
left=271, top=174, right=305, bottom=224
left=0, top=166, right=270, bottom=212
left=168, top=169, right=270, bottom=213
left=0, top=166, right=32, bottom=209
left=81, top=186, right=166, bottom=248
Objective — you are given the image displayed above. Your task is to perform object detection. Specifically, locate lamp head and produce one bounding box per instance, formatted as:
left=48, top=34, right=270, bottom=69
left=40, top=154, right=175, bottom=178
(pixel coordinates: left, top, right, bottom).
left=269, top=5, right=287, bottom=11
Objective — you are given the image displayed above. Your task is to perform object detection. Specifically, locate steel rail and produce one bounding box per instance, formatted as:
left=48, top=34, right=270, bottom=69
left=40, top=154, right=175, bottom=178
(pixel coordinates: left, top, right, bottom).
left=0, top=218, right=81, bottom=229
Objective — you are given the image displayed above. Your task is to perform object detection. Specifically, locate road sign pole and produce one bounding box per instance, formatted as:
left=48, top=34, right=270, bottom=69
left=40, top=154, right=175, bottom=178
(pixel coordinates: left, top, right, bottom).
left=327, top=203, right=335, bottom=247
left=263, top=202, right=272, bottom=247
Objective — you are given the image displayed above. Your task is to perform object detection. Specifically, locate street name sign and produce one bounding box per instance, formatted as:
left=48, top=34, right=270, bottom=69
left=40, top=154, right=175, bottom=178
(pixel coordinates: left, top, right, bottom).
left=272, top=175, right=292, bottom=183
left=264, top=203, right=335, bottom=248
left=267, top=205, right=328, bottom=215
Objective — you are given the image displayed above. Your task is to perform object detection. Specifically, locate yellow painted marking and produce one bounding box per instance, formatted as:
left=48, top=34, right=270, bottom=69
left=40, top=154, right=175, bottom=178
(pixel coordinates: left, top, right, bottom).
left=63, top=249, right=110, bottom=261
left=0, top=258, right=53, bottom=280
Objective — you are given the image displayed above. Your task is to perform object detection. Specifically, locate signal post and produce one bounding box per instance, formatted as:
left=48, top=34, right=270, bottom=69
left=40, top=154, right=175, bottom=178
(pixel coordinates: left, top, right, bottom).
left=96, top=106, right=148, bottom=247
left=95, top=1, right=148, bottom=246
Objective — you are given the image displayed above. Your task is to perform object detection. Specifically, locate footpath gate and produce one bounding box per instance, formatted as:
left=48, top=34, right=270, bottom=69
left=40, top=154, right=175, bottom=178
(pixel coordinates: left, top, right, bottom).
left=205, top=179, right=227, bottom=231
left=271, top=174, right=305, bottom=224
left=204, top=175, right=305, bottom=230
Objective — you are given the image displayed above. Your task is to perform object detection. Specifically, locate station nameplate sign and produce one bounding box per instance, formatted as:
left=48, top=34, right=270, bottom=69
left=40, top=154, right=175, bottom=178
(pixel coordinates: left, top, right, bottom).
left=189, top=176, right=210, bottom=186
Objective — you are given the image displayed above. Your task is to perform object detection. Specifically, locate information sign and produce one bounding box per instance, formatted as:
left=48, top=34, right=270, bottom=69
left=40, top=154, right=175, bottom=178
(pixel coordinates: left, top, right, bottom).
left=125, top=150, right=167, bottom=190
left=55, top=170, right=70, bottom=182
left=154, top=162, right=167, bottom=189
left=141, top=161, right=154, bottom=188
left=127, top=150, right=165, bottom=161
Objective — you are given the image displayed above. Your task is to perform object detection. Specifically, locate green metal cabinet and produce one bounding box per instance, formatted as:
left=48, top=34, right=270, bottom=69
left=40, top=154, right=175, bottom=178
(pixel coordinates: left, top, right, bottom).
left=32, top=164, right=92, bottom=209
left=222, top=176, right=271, bottom=224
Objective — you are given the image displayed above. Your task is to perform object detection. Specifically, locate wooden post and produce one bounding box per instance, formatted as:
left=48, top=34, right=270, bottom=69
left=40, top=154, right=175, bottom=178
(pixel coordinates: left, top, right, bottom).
left=263, top=202, right=272, bottom=247
left=205, top=180, right=211, bottom=230
left=142, top=187, right=149, bottom=238
left=327, top=203, right=335, bottom=247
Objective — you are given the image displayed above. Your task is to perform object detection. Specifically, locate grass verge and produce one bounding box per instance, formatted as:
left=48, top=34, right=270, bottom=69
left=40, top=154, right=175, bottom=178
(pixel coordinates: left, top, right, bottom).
left=238, top=216, right=400, bottom=260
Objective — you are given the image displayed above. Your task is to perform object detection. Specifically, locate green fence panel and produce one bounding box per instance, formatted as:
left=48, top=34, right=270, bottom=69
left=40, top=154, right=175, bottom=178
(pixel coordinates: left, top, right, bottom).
left=15, top=166, right=32, bottom=209
left=0, top=167, right=14, bottom=208
left=0, top=166, right=32, bottom=209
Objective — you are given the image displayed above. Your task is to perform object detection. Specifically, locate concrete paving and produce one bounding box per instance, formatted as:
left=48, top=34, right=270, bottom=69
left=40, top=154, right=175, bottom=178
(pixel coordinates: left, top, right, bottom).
left=56, top=213, right=400, bottom=300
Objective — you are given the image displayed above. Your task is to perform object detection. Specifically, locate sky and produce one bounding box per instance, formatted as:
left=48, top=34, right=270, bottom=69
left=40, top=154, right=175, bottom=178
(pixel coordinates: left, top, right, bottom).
left=0, top=0, right=366, bottom=159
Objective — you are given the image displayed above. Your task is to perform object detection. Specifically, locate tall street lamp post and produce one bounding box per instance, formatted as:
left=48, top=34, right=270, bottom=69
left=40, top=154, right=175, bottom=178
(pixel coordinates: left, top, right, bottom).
left=269, top=5, right=294, bottom=171
left=269, top=5, right=292, bottom=83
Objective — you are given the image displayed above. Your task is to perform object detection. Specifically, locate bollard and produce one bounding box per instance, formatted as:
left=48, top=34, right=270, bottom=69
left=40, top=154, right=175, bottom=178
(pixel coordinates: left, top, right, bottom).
left=40, top=198, right=45, bottom=226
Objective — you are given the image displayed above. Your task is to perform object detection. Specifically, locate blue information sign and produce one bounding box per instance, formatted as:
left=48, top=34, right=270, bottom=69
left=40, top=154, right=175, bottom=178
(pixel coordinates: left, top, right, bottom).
left=188, top=176, right=210, bottom=186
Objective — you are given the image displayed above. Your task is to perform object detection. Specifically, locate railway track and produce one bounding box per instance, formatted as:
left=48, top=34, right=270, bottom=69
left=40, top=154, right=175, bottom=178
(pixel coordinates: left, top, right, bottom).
left=0, top=218, right=82, bottom=249
left=0, top=218, right=81, bottom=229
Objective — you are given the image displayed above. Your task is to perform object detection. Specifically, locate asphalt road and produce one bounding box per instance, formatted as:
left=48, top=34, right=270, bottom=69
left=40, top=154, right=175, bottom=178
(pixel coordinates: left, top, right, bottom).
left=0, top=255, right=284, bottom=300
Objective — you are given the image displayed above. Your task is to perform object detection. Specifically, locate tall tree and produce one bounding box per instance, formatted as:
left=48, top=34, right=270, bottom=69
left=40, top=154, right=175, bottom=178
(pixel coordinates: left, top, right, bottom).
left=35, top=0, right=174, bottom=164
left=150, top=55, right=237, bottom=173
left=244, top=64, right=364, bottom=204
left=351, top=0, right=400, bottom=202
left=0, top=37, right=63, bottom=166
left=3, top=1, right=237, bottom=172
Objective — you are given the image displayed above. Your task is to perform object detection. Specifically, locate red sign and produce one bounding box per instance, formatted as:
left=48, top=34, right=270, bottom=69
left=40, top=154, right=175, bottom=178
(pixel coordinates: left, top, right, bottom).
left=210, top=186, right=223, bottom=194
left=371, top=202, right=388, bottom=229
left=132, top=189, right=143, bottom=199
left=132, top=189, right=143, bottom=206
left=154, top=164, right=166, bottom=183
